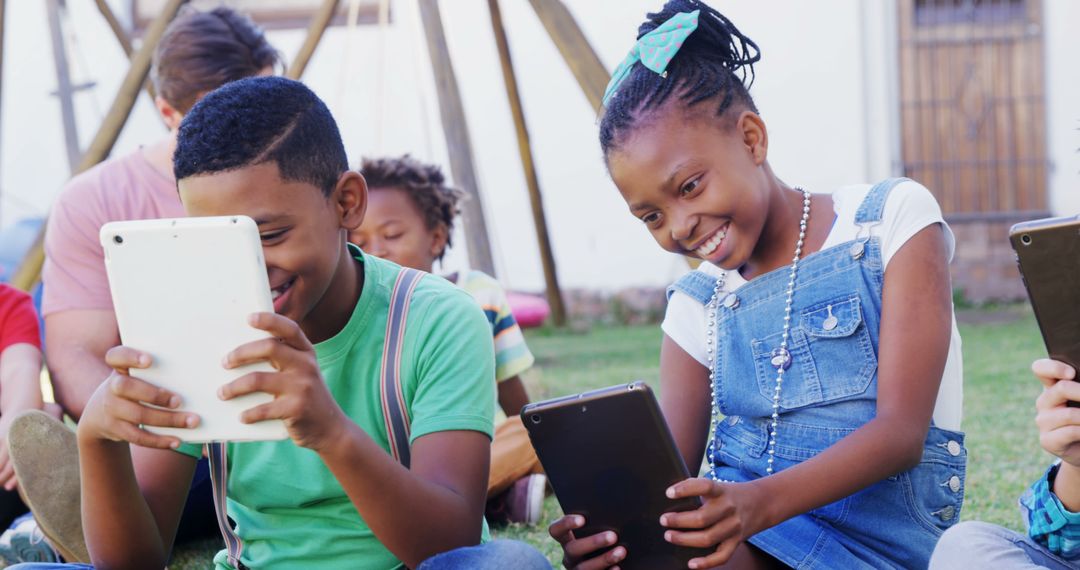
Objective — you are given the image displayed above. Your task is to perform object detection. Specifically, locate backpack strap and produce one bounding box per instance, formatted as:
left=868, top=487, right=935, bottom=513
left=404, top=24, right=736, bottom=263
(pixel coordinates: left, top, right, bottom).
left=207, top=442, right=247, bottom=570
left=204, top=266, right=425, bottom=569
left=380, top=267, right=425, bottom=468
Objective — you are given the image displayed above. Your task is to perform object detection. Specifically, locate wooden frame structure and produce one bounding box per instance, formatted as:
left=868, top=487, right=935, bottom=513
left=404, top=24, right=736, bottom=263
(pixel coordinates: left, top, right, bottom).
left=9, top=0, right=611, bottom=327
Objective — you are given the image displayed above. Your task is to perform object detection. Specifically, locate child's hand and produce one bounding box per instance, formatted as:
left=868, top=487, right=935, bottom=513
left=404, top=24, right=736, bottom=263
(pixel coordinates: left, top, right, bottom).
left=1034, top=358, right=1080, bottom=467
left=220, top=312, right=346, bottom=452
left=660, top=478, right=762, bottom=569
left=77, top=347, right=198, bottom=450
left=548, top=514, right=626, bottom=569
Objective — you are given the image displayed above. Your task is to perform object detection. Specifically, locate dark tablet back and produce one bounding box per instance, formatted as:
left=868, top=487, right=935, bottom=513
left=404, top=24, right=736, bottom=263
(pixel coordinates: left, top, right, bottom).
left=1011, top=216, right=1080, bottom=371
left=522, top=382, right=710, bottom=570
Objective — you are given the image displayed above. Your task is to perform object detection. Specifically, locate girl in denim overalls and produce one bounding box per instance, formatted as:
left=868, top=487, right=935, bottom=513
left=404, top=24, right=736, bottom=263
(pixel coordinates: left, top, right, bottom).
left=550, top=1, right=966, bottom=569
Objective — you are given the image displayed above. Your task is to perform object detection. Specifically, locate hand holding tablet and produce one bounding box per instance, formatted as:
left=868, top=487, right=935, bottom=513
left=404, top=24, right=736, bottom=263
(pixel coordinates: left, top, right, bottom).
left=98, top=215, right=287, bottom=442
left=524, top=382, right=711, bottom=569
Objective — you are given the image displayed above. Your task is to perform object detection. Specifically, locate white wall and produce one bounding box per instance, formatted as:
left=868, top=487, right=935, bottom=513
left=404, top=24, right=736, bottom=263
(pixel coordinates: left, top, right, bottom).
left=0, top=1, right=979, bottom=293
left=1044, top=0, right=1080, bottom=217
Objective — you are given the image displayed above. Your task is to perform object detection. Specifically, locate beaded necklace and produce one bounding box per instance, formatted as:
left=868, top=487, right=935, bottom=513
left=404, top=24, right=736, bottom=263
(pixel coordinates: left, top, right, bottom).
left=705, top=189, right=812, bottom=475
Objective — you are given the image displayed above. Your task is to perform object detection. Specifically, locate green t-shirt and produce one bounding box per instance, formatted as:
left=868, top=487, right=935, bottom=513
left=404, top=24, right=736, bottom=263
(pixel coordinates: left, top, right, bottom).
left=178, top=247, right=495, bottom=569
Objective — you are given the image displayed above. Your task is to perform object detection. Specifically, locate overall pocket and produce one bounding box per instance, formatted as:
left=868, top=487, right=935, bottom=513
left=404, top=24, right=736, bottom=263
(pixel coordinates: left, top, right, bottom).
left=751, top=327, right=819, bottom=409
left=751, top=294, right=876, bottom=410
left=800, top=295, right=876, bottom=402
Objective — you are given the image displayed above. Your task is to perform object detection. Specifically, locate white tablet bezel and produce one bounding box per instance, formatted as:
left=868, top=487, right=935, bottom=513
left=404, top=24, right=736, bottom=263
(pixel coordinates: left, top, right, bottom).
left=101, top=215, right=288, bottom=442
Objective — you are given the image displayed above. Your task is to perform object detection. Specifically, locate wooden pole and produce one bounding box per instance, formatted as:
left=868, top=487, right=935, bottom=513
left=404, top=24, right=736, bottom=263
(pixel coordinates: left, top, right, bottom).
left=95, top=0, right=132, bottom=56
left=47, top=0, right=80, bottom=173
left=525, top=0, right=609, bottom=113
left=94, top=0, right=158, bottom=101
left=10, top=0, right=187, bottom=293
left=286, top=0, right=341, bottom=80
left=418, top=0, right=496, bottom=276
left=487, top=0, right=565, bottom=326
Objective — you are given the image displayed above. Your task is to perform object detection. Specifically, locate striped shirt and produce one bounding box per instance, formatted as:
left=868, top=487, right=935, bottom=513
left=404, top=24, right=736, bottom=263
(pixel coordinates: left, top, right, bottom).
left=453, top=270, right=535, bottom=422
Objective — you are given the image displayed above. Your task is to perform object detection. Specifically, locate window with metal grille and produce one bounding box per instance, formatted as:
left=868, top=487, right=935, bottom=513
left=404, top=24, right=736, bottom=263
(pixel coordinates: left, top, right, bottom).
left=915, top=0, right=1026, bottom=26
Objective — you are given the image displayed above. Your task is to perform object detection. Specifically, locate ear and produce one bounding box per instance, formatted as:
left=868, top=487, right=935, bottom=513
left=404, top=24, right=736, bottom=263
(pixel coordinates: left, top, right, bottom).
left=429, top=223, right=450, bottom=260
left=736, top=111, right=769, bottom=167
left=334, top=171, right=368, bottom=232
left=155, top=96, right=184, bottom=132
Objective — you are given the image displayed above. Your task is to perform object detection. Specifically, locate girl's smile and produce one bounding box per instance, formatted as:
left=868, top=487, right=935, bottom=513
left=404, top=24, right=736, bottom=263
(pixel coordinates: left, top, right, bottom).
left=691, top=222, right=730, bottom=260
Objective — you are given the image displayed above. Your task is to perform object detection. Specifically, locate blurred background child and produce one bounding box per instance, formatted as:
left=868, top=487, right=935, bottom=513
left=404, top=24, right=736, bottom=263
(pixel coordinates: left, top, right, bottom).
left=352, top=155, right=547, bottom=526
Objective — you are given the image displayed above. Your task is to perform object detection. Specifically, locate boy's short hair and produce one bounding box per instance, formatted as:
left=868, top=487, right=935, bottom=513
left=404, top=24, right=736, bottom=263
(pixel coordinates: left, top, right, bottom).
left=174, top=76, right=347, bottom=195
left=153, top=6, right=281, bottom=114
left=360, top=155, right=465, bottom=261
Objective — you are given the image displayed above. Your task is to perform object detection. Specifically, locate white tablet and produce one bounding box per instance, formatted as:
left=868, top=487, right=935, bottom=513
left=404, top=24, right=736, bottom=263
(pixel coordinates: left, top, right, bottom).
left=100, top=215, right=288, bottom=442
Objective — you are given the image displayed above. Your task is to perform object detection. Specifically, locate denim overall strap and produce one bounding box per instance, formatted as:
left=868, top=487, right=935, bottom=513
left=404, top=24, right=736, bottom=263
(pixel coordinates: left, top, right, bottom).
left=666, top=269, right=717, bottom=304
left=381, top=267, right=425, bottom=468
left=207, top=442, right=247, bottom=570
left=854, top=177, right=910, bottom=225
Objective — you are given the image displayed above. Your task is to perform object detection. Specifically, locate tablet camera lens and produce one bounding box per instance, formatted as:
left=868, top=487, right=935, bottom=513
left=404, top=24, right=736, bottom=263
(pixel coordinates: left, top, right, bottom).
left=1021, top=234, right=1032, bottom=245
left=530, top=414, right=541, bottom=425
left=113, top=235, right=123, bottom=245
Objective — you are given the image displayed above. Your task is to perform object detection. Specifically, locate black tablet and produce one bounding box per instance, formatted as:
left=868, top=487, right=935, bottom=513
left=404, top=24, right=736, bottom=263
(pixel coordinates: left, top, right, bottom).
left=1011, top=216, right=1080, bottom=373
left=522, top=382, right=711, bottom=569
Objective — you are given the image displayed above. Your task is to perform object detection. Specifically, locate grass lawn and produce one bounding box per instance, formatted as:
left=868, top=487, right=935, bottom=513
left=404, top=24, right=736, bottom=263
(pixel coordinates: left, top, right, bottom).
left=169, top=307, right=1050, bottom=568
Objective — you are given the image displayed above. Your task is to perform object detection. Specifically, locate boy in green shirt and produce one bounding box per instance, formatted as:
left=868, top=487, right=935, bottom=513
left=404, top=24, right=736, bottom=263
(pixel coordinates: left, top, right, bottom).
left=11, top=77, right=549, bottom=570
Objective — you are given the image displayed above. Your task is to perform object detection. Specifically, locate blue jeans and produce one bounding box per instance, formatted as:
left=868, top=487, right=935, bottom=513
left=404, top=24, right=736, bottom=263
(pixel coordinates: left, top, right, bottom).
left=418, top=540, right=551, bottom=570
left=929, top=521, right=1078, bottom=569
left=9, top=540, right=552, bottom=570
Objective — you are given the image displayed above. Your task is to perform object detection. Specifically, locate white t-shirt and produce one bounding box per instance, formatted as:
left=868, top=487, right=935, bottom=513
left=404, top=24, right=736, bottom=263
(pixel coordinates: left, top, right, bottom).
left=661, top=180, right=964, bottom=431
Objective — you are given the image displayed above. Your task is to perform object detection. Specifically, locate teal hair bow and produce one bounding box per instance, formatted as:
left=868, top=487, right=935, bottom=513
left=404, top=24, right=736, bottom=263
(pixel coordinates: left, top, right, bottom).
left=602, top=10, right=700, bottom=107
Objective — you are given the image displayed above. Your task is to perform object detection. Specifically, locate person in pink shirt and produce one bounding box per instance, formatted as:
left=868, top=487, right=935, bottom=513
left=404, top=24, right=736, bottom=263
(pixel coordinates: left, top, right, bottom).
left=42, top=7, right=280, bottom=420
left=19, top=6, right=281, bottom=559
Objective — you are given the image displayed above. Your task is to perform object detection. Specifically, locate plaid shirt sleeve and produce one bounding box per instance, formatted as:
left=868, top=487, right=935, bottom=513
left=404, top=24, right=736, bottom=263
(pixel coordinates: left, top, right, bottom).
left=1021, top=463, right=1080, bottom=561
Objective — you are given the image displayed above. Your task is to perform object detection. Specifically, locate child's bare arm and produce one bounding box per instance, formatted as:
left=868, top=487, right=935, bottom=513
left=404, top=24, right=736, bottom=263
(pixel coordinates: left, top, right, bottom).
left=44, top=309, right=119, bottom=420
left=0, top=344, right=44, bottom=414
left=1033, top=359, right=1080, bottom=511
left=497, top=375, right=531, bottom=418
left=0, top=343, right=45, bottom=489
left=659, top=334, right=712, bottom=468
left=76, top=346, right=198, bottom=569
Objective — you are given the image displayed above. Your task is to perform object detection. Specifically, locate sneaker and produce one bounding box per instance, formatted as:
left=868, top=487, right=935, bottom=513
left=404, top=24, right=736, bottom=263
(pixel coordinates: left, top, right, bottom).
left=8, top=410, right=90, bottom=563
left=0, top=512, right=61, bottom=565
left=505, top=474, right=547, bottom=525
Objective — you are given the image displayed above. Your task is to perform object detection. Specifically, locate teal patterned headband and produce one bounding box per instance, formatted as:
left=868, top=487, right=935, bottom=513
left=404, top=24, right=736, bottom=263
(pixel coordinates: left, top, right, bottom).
left=601, top=10, right=700, bottom=107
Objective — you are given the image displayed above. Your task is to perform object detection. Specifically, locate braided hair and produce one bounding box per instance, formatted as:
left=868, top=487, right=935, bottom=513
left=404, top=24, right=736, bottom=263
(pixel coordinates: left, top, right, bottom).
left=599, top=0, right=760, bottom=157
left=360, top=155, right=465, bottom=261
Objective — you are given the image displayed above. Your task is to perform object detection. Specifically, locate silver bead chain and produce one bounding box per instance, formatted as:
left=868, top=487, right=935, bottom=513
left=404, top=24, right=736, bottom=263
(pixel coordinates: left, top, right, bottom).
left=705, top=188, right=812, bottom=476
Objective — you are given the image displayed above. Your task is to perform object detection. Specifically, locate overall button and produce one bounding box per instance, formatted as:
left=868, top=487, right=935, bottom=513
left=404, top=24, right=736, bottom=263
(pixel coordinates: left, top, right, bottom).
left=937, top=505, right=955, bottom=521
left=946, top=440, right=962, bottom=457
left=727, top=416, right=739, bottom=427
left=722, top=293, right=739, bottom=309
left=849, top=242, right=865, bottom=259
left=948, top=476, right=961, bottom=493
